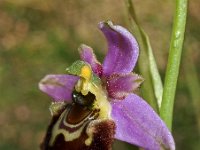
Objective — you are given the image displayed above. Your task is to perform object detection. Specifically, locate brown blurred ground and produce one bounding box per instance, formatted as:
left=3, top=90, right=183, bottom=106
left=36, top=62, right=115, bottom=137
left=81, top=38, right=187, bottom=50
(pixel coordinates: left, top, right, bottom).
left=0, top=0, right=200, bottom=150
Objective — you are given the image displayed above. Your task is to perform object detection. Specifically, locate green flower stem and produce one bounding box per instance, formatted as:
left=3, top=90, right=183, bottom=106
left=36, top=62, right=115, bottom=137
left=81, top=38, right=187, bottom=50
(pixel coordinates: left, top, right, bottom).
left=160, top=0, right=188, bottom=130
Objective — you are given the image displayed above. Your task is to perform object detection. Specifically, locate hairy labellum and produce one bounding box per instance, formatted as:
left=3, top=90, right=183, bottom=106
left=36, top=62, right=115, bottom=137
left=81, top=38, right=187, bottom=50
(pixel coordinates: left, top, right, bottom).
left=41, top=93, right=115, bottom=150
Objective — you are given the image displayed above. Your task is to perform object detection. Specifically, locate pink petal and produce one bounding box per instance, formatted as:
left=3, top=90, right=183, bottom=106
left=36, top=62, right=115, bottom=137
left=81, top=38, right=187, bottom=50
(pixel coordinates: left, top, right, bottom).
left=79, top=44, right=102, bottom=76
left=111, top=94, right=175, bottom=150
left=106, top=73, right=143, bottom=100
left=99, top=21, right=139, bottom=76
left=39, top=74, right=79, bottom=102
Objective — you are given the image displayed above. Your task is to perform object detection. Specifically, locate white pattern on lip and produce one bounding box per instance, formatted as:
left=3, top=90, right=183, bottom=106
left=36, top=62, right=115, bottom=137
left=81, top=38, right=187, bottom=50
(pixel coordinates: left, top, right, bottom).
left=49, top=104, right=99, bottom=146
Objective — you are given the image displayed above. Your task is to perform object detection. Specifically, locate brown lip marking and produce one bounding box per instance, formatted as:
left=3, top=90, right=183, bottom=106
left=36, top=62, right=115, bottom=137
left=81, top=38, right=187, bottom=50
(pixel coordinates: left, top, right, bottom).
left=40, top=104, right=115, bottom=150
left=58, top=104, right=100, bottom=133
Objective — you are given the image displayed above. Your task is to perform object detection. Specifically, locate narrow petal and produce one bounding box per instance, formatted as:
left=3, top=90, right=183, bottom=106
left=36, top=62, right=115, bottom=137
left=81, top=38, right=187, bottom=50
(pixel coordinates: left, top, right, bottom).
left=99, top=21, right=139, bottom=76
left=39, top=74, right=79, bottom=102
left=79, top=44, right=103, bottom=76
left=111, top=94, right=175, bottom=150
left=106, top=73, right=143, bottom=100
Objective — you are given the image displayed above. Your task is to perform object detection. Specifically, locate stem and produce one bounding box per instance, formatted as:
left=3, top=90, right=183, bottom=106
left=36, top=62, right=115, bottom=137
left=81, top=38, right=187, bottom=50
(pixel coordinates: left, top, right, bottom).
left=160, top=0, right=188, bottom=130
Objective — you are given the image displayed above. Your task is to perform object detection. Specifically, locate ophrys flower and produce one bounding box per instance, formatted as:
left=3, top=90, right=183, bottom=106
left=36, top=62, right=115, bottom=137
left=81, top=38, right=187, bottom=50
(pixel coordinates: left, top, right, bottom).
left=39, top=21, right=175, bottom=150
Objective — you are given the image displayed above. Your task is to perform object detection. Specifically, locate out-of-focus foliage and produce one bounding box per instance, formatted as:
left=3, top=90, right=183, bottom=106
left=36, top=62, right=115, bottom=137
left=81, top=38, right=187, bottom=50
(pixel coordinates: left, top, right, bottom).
left=0, top=0, right=199, bottom=150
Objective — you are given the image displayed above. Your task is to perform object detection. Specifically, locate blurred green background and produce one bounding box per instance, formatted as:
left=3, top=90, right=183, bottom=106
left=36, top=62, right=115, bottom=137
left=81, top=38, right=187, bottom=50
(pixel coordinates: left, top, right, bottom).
left=0, top=0, right=199, bottom=149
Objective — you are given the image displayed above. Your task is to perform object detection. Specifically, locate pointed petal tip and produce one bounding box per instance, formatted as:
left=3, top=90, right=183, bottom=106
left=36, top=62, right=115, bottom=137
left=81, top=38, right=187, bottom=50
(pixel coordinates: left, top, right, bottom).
left=98, top=20, right=113, bottom=30
left=132, top=73, right=144, bottom=90
left=78, top=44, right=90, bottom=51
left=78, top=44, right=93, bottom=59
left=38, top=74, right=52, bottom=92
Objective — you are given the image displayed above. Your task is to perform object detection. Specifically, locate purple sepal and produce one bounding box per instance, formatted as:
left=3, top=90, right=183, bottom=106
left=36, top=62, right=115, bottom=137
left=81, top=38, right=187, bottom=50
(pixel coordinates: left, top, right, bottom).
left=106, top=73, right=143, bottom=100
left=111, top=94, right=175, bottom=150
left=99, top=21, right=139, bottom=76
left=79, top=44, right=103, bottom=76
left=39, top=74, right=79, bottom=102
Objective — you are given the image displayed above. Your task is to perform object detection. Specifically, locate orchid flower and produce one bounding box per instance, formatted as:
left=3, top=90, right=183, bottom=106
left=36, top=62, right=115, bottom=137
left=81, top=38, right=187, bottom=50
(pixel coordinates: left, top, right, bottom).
left=39, top=21, right=175, bottom=150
